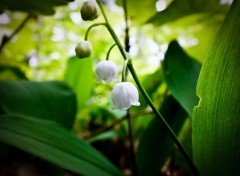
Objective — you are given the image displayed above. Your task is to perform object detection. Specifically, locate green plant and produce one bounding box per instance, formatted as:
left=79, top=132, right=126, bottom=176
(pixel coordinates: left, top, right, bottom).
left=0, top=0, right=239, bottom=176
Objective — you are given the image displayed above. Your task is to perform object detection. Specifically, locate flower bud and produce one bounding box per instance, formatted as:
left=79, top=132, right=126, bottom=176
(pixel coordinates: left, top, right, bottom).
left=80, top=0, right=99, bottom=21
left=75, top=41, right=92, bottom=58
left=95, top=60, right=118, bottom=83
left=111, top=82, right=140, bottom=109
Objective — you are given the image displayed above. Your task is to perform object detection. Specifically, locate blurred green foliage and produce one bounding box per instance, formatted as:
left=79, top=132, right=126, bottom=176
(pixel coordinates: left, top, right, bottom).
left=0, top=0, right=237, bottom=175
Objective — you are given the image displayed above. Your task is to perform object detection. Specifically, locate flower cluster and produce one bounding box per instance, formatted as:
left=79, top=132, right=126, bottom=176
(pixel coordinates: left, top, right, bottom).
left=75, top=0, right=140, bottom=110
left=75, top=0, right=99, bottom=59
left=95, top=60, right=140, bottom=109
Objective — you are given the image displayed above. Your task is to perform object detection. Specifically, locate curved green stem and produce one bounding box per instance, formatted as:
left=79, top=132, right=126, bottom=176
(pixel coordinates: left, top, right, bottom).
left=128, top=64, right=199, bottom=176
left=84, top=22, right=106, bottom=40
left=96, top=0, right=200, bottom=175
left=122, top=57, right=130, bottom=82
left=106, top=43, right=117, bottom=60
left=97, top=0, right=128, bottom=61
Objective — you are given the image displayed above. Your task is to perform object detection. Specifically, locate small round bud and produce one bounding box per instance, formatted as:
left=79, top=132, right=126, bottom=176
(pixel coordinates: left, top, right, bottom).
left=75, top=41, right=92, bottom=58
left=80, top=0, right=99, bottom=21
left=95, top=60, right=118, bottom=83
left=111, top=82, right=140, bottom=110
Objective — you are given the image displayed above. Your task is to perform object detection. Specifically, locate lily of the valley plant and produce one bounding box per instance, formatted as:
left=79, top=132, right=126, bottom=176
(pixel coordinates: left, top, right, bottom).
left=75, top=0, right=200, bottom=175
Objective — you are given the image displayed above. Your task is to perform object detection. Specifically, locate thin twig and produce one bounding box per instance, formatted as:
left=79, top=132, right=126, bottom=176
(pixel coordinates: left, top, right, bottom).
left=90, top=116, right=127, bottom=137
left=123, top=0, right=130, bottom=52
left=89, top=110, right=153, bottom=138
left=126, top=109, right=138, bottom=176
left=0, top=13, right=33, bottom=53
left=122, top=0, right=138, bottom=175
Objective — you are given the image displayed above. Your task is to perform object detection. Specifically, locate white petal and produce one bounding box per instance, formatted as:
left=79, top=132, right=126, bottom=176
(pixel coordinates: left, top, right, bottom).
left=95, top=60, right=118, bottom=83
left=131, top=102, right=140, bottom=106
left=111, top=83, right=131, bottom=109
left=111, top=82, right=140, bottom=109
left=124, top=82, right=140, bottom=106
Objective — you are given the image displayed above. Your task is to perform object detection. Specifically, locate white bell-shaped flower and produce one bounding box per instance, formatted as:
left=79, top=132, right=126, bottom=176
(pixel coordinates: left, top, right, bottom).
left=111, top=82, right=140, bottom=109
left=95, top=60, right=118, bottom=83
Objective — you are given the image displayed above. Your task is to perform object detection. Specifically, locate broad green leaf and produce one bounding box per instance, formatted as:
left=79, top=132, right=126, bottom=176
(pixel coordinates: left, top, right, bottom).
left=163, top=41, right=201, bottom=116
left=116, top=0, right=157, bottom=24
left=192, top=0, right=240, bottom=175
left=136, top=96, right=188, bottom=176
left=0, top=114, right=122, bottom=176
left=147, top=0, right=228, bottom=25
left=0, top=81, right=76, bottom=129
left=64, top=57, right=94, bottom=109
left=0, top=0, right=69, bottom=15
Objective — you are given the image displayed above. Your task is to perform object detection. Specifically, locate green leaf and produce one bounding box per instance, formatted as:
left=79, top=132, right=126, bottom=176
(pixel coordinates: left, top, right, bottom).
left=147, top=0, right=228, bottom=25
left=116, top=0, right=157, bottom=24
left=163, top=41, right=201, bottom=116
left=192, top=0, right=240, bottom=175
left=64, top=57, right=94, bottom=109
left=136, top=96, right=188, bottom=176
left=0, top=114, right=122, bottom=176
left=0, top=81, right=77, bottom=129
left=0, top=0, right=69, bottom=15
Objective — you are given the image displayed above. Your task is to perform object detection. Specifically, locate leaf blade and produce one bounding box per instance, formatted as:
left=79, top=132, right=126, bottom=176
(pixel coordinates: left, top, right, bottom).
left=192, top=0, right=240, bottom=175
left=163, top=41, right=201, bottom=116
left=0, top=114, right=123, bottom=176
left=0, top=81, right=77, bottom=129
left=116, top=0, right=156, bottom=24
left=147, top=0, right=228, bottom=26
left=64, top=57, right=94, bottom=109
